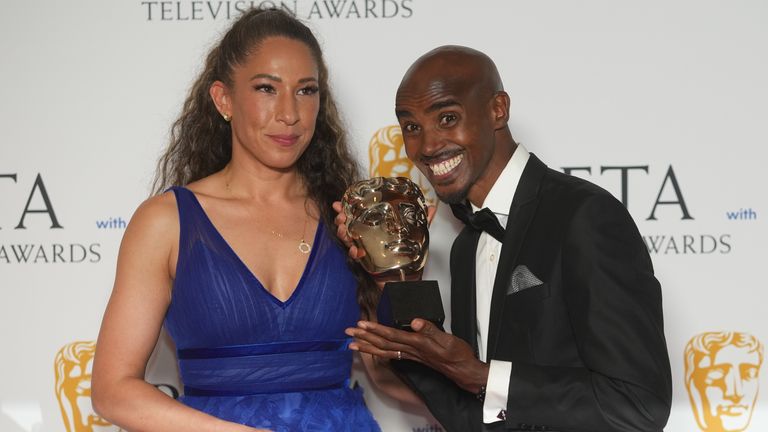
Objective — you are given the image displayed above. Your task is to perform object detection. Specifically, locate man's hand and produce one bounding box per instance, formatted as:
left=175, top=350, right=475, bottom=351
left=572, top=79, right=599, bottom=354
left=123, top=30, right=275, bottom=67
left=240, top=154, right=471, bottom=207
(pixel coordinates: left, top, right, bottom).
left=345, top=318, right=489, bottom=394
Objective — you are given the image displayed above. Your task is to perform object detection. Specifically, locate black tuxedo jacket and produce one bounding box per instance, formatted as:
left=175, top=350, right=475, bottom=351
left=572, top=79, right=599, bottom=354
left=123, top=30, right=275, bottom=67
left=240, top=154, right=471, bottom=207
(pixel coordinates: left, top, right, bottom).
left=394, top=154, right=672, bottom=432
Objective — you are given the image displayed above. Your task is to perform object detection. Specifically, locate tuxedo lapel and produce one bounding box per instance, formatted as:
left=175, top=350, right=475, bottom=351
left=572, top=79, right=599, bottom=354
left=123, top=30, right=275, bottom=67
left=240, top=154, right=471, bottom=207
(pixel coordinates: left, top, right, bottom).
left=449, top=226, right=481, bottom=352
left=486, top=154, right=547, bottom=359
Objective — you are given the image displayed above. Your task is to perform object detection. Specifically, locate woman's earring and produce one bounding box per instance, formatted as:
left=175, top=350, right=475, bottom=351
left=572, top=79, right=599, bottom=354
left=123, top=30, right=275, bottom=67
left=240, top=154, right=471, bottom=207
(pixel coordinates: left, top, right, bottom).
left=222, top=113, right=231, bottom=122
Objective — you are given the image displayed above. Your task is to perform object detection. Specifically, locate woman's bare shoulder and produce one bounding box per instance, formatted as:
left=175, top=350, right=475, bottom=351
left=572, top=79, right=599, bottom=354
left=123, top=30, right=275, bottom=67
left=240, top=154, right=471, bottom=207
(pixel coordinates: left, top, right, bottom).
left=133, top=191, right=179, bottom=225
left=121, top=191, right=181, bottom=246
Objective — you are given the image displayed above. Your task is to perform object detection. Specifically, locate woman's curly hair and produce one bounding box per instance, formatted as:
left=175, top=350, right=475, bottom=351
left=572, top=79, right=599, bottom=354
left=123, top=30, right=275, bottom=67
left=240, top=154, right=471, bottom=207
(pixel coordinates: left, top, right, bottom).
left=152, top=7, right=378, bottom=317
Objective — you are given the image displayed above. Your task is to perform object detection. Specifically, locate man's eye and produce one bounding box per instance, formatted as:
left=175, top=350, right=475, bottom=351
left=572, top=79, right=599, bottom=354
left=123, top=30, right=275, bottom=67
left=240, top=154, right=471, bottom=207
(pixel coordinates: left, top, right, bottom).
left=438, top=113, right=457, bottom=126
left=401, top=123, right=420, bottom=134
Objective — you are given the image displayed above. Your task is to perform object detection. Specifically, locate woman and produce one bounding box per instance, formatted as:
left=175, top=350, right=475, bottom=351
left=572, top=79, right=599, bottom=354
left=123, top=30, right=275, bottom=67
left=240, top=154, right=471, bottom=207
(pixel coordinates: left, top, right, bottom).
left=92, top=8, right=396, bottom=431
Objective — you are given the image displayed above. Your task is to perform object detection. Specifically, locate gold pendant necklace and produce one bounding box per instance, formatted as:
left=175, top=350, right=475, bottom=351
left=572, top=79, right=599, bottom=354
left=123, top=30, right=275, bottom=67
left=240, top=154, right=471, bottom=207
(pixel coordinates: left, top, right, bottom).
left=298, top=240, right=312, bottom=254
left=225, top=177, right=312, bottom=254
left=298, top=213, right=312, bottom=254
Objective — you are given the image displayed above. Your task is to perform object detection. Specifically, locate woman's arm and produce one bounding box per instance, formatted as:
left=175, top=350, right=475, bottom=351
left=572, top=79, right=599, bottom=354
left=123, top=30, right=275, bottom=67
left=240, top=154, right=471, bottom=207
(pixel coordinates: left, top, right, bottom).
left=91, top=193, right=266, bottom=432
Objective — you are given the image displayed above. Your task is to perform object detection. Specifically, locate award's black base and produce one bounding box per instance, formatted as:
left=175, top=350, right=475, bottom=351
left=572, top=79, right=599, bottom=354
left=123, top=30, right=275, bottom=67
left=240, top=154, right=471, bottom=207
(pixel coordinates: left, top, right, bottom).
left=377, top=280, right=445, bottom=331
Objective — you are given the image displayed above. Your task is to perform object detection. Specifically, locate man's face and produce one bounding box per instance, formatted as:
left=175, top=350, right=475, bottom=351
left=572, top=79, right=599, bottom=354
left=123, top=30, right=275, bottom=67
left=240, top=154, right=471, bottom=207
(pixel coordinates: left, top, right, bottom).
left=344, top=178, right=428, bottom=279
left=395, top=69, right=498, bottom=204
left=691, top=345, right=761, bottom=431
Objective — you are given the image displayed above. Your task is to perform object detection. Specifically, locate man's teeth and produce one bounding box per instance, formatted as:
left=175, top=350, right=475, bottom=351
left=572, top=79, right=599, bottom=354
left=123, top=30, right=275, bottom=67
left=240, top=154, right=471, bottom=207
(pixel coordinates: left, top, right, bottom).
left=429, top=154, right=464, bottom=176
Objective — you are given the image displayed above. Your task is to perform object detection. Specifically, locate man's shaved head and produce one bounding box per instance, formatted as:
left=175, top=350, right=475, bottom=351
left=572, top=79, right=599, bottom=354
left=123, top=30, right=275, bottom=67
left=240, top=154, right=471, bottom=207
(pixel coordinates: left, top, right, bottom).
left=397, top=45, right=504, bottom=103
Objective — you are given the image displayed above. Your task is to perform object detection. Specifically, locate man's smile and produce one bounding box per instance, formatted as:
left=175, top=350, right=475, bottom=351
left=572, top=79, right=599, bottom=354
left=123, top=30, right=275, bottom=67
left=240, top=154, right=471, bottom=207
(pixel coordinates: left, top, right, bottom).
left=427, top=153, right=464, bottom=177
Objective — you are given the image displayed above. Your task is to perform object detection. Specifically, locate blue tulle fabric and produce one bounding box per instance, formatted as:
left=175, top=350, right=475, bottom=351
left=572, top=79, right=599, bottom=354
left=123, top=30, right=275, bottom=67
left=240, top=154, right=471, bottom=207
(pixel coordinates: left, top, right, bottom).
left=164, top=187, right=380, bottom=431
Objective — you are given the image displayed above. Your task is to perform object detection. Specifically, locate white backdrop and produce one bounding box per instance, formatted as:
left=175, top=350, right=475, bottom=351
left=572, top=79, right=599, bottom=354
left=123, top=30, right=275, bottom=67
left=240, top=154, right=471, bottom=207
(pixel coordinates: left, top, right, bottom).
left=1, top=1, right=766, bottom=431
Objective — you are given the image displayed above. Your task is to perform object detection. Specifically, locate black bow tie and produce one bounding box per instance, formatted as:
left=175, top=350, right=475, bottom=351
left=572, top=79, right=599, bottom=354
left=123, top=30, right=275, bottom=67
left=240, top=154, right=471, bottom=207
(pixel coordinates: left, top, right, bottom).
left=450, top=203, right=506, bottom=242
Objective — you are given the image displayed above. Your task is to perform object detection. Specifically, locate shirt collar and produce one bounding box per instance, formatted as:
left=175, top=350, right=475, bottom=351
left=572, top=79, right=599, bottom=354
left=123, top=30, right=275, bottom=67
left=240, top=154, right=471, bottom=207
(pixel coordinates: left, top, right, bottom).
left=471, top=144, right=530, bottom=217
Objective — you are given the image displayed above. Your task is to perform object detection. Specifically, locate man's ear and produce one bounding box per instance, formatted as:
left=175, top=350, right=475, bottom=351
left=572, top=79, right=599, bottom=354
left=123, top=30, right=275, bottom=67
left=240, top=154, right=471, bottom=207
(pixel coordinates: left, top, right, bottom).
left=209, top=80, right=232, bottom=119
left=491, top=91, right=511, bottom=129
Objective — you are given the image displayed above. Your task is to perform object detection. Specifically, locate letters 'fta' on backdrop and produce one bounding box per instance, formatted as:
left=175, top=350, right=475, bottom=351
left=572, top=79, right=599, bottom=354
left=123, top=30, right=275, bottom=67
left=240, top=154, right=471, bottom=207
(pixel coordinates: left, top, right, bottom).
left=1, top=1, right=765, bottom=431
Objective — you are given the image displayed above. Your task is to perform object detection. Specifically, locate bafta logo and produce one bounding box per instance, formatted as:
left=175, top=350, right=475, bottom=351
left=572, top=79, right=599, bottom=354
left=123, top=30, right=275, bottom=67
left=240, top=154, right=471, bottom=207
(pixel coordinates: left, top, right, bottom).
left=369, top=125, right=437, bottom=207
left=684, top=331, right=763, bottom=432
left=54, top=341, right=121, bottom=432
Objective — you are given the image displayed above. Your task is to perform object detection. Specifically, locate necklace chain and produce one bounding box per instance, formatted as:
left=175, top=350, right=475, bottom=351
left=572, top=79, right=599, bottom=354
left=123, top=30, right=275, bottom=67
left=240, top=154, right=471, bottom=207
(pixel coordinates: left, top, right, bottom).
left=225, top=178, right=312, bottom=254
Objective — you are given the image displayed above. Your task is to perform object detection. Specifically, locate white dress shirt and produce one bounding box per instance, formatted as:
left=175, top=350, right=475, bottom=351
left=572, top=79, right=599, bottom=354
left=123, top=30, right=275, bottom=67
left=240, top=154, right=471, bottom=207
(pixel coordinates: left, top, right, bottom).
left=472, top=144, right=530, bottom=423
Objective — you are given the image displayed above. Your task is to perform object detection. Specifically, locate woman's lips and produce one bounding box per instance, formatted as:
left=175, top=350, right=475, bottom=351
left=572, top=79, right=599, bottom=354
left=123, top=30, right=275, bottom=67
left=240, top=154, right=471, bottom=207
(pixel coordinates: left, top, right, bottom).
left=268, top=134, right=300, bottom=146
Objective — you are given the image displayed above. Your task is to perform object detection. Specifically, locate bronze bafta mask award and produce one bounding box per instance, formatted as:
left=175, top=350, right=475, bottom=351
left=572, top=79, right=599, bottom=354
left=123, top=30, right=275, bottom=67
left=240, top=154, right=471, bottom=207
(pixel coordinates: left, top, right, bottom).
left=342, top=177, right=444, bottom=330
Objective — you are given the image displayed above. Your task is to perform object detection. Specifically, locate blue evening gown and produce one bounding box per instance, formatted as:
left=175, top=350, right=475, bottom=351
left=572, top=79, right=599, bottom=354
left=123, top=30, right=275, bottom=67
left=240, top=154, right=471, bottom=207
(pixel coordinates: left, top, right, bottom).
left=163, top=187, right=380, bottom=431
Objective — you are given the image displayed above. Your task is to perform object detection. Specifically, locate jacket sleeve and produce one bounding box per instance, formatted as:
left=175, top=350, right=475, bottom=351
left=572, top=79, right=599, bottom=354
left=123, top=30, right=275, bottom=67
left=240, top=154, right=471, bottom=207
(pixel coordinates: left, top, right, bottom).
left=503, top=193, right=672, bottom=432
left=392, top=359, right=483, bottom=432
left=390, top=226, right=485, bottom=432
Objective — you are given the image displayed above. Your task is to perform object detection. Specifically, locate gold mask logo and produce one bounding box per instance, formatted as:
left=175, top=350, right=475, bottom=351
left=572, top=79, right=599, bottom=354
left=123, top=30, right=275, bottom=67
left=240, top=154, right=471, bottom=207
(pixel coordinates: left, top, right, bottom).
left=369, top=125, right=437, bottom=207
left=684, top=331, right=764, bottom=432
left=54, top=341, right=121, bottom=432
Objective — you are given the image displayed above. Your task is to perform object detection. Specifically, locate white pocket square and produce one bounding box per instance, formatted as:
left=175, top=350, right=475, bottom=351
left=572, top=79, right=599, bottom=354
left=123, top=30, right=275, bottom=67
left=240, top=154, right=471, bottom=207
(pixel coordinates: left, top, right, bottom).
left=507, top=265, right=543, bottom=295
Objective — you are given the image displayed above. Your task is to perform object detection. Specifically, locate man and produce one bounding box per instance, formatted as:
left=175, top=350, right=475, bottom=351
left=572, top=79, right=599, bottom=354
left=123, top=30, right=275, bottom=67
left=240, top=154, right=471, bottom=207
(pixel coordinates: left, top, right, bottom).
left=684, top=331, right=763, bottom=432
left=339, top=45, right=672, bottom=431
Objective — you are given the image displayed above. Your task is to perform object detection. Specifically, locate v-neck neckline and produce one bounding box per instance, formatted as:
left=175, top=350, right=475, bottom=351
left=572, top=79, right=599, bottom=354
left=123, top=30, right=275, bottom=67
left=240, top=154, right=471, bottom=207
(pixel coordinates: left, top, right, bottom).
left=181, top=186, right=322, bottom=308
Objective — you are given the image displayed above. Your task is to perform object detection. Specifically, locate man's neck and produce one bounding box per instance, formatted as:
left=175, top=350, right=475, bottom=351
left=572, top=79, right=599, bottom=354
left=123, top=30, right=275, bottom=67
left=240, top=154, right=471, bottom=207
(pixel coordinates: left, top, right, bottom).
left=467, top=141, right=517, bottom=207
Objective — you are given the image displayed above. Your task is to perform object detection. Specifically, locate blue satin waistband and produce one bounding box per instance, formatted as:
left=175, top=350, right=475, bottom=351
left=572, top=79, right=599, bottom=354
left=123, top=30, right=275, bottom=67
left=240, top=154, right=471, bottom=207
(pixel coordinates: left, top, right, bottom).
left=178, top=338, right=353, bottom=396
left=178, top=339, right=349, bottom=359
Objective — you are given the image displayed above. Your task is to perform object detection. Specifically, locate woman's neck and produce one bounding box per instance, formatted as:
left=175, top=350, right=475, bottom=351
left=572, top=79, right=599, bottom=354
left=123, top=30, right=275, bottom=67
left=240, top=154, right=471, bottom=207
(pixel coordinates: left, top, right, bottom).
left=222, top=160, right=307, bottom=203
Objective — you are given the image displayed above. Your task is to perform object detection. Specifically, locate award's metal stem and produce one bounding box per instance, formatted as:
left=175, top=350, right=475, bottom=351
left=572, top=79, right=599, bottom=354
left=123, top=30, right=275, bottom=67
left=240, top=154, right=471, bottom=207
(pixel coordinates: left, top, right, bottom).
left=399, top=269, right=406, bottom=282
